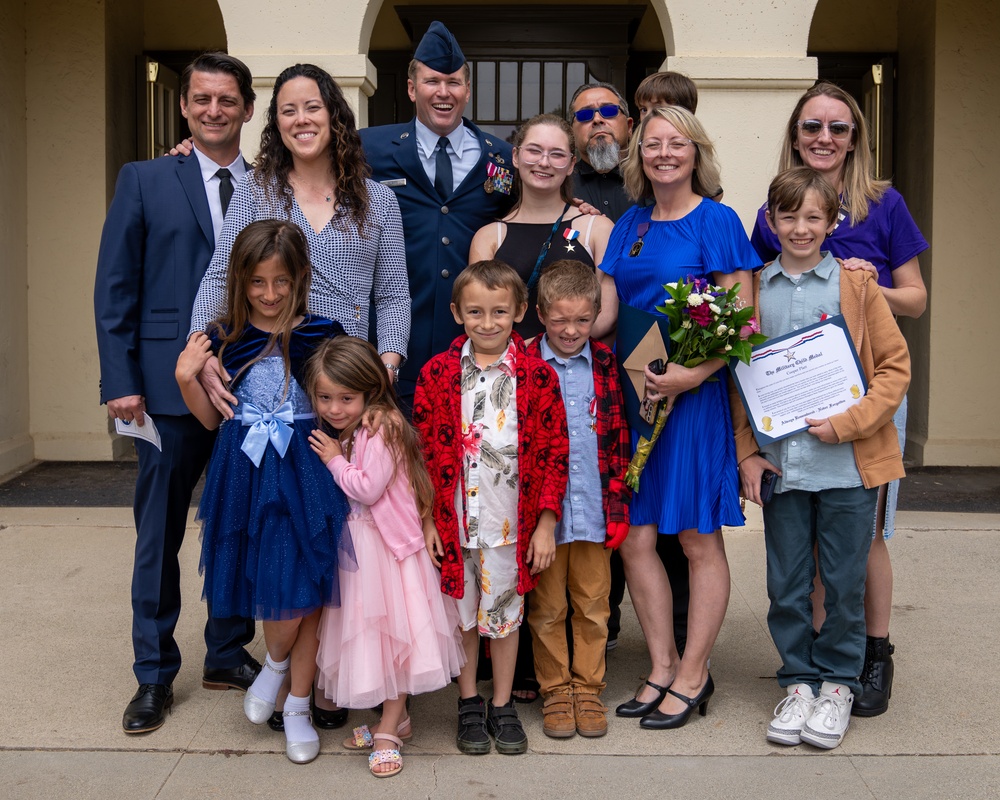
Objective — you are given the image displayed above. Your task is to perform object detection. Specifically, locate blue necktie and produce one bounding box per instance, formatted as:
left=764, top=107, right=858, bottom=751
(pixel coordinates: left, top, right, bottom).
left=434, top=137, right=453, bottom=200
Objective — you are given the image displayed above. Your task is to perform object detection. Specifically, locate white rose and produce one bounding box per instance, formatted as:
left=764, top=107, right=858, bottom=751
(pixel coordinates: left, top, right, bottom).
left=728, top=328, right=736, bottom=335
left=724, top=344, right=733, bottom=351
left=665, top=282, right=678, bottom=289
left=664, top=298, right=675, bottom=305
left=687, top=294, right=704, bottom=307
left=709, top=303, right=721, bottom=314
left=716, top=324, right=729, bottom=336
left=682, top=320, right=692, bottom=329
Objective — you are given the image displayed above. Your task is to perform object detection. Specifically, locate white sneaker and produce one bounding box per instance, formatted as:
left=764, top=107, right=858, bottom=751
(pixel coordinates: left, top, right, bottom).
left=766, top=683, right=815, bottom=745
left=800, top=681, right=853, bottom=749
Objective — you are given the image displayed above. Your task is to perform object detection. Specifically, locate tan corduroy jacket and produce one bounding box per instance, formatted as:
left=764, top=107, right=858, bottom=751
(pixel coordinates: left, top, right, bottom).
left=730, top=264, right=910, bottom=490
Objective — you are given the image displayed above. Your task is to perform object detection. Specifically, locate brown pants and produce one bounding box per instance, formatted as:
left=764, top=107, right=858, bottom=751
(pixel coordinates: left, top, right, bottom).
left=528, top=541, right=611, bottom=696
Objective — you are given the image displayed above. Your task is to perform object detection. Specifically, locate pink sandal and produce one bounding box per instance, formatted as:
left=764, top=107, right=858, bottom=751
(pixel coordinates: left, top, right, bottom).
left=342, top=718, right=412, bottom=751
left=368, top=733, right=403, bottom=778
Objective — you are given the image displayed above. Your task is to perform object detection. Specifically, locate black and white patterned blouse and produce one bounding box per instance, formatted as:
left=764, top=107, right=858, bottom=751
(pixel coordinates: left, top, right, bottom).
left=189, top=172, right=410, bottom=359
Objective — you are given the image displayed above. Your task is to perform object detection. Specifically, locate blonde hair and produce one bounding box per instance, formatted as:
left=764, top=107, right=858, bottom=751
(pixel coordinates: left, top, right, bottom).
left=536, top=259, right=601, bottom=315
left=621, top=106, right=722, bottom=202
left=305, top=337, right=434, bottom=519
left=779, top=82, right=890, bottom=224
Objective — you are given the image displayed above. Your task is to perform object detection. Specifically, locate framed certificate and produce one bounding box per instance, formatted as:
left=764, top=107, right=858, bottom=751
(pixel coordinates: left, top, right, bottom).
left=729, top=315, right=867, bottom=446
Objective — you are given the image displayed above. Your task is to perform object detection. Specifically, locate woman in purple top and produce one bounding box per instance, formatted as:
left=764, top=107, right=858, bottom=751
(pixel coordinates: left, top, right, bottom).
left=751, top=82, right=928, bottom=717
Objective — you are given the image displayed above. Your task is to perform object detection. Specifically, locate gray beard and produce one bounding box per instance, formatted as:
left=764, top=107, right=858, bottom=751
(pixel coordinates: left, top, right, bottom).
left=586, top=138, right=621, bottom=173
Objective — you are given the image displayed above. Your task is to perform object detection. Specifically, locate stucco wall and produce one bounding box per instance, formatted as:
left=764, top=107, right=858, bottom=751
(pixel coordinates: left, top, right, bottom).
left=25, top=1, right=112, bottom=460
left=0, top=0, right=33, bottom=476
left=917, top=0, right=999, bottom=464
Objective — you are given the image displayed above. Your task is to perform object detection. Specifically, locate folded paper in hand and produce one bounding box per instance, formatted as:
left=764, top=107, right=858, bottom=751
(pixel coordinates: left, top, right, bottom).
left=115, top=413, right=162, bottom=452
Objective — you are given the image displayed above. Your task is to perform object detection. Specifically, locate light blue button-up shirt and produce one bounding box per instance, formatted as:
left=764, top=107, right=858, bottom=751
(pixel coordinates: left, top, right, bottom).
left=757, top=252, right=862, bottom=493
left=539, top=336, right=605, bottom=544
left=414, top=119, right=482, bottom=194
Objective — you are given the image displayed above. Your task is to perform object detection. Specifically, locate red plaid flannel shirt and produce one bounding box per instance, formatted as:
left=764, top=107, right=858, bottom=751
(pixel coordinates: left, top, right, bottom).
left=526, top=337, right=631, bottom=528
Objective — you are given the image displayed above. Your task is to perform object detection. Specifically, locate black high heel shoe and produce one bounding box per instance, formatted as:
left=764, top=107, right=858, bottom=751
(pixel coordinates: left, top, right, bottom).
left=639, top=674, right=714, bottom=729
left=615, top=680, right=671, bottom=718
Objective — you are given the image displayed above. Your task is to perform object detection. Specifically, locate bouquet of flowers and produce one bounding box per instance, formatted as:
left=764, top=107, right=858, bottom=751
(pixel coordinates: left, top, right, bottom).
left=624, top=277, right=766, bottom=492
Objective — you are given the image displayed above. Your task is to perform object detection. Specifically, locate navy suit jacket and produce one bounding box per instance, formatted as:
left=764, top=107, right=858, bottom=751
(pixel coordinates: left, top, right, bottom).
left=95, top=154, right=232, bottom=416
left=360, top=118, right=513, bottom=392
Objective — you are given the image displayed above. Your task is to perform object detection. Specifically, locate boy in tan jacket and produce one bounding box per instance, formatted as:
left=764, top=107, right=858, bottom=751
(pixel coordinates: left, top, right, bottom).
left=732, top=167, right=909, bottom=751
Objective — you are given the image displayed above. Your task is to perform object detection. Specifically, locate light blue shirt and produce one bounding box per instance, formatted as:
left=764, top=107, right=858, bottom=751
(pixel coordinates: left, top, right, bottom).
left=414, top=118, right=482, bottom=194
left=540, top=336, right=605, bottom=545
left=758, top=251, right=862, bottom=492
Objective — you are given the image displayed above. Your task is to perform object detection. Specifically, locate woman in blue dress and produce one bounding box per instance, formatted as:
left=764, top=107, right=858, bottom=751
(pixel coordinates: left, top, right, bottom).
left=599, top=106, right=759, bottom=730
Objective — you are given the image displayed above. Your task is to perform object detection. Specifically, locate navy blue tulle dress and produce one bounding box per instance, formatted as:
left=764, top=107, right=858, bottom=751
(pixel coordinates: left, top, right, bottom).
left=198, top=315, right=349, bottom=620
left=602, top=198, right=760, bottom=535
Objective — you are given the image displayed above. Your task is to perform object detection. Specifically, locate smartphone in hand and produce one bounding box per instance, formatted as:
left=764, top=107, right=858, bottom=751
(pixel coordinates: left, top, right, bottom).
left=760, top=470, right=777, bottom=504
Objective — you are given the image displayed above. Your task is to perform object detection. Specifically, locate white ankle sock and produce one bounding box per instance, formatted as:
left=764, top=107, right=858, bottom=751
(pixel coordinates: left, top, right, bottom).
left=249, top=653, right=289, bottom=704
left=283, top=692, right=318, bottom=744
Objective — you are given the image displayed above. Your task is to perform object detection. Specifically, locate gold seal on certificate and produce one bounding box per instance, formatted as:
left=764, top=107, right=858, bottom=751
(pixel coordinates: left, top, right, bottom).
left=729, top=315, right=867, bottom=445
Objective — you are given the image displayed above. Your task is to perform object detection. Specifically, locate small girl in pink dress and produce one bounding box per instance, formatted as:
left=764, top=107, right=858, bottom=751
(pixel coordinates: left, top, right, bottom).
left=306, top=336, right=464, bottom=779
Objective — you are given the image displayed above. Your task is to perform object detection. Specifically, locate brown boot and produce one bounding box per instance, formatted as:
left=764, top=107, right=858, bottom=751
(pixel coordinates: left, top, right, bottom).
left=574, top=692, right=608, bottom=738
left=542, top=691, right=576, bottom=739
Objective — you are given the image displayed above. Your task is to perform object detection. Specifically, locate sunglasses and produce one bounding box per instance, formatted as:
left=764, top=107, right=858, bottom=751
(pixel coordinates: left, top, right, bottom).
left=573, top=104, right=624, bottom=124
left=796, top=119, right=855, bottom=140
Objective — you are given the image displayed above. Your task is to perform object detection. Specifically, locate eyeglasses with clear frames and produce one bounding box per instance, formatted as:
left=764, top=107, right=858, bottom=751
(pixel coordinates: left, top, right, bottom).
left=639, top=138, right=693, bottom=158
left=796, top=119, right=855, bottom=139
left=517, top=146, right=572, bottom=169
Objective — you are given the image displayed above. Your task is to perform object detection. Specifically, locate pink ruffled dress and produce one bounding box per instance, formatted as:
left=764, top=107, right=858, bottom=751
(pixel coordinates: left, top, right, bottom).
left=316, top=428, right=465, bottom=709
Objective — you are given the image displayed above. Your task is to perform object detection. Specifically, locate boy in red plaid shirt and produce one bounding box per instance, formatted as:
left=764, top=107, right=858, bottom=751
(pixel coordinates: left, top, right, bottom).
left=525, top=260, right=631, bottom=739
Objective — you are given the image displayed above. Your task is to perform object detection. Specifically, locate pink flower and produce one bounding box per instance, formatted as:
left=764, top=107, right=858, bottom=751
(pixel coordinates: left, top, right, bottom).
left=688, top=303, right=714, bottom=327
left=461, top=422, right=484, bottom=460
left=740, top=317, right=761, bottom=339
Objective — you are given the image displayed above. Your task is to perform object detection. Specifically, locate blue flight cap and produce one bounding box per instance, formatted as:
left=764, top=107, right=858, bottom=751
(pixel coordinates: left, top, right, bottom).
left=413, top=21, right=466, bottom=74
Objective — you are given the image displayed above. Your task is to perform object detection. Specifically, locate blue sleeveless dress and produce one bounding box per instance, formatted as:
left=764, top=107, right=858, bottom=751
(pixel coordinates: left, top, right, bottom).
left=602, top=199, right=760, bottom=535
left=197, top=316, right=350, bottom=620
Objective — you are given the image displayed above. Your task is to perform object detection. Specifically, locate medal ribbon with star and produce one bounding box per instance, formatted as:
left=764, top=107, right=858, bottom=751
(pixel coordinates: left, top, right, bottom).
left=562, top=227, right=580, bottom=252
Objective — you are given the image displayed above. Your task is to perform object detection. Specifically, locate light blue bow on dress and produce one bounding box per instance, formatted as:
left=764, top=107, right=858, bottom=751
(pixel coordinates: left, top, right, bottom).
left=239, top=400, right=295, bottom=467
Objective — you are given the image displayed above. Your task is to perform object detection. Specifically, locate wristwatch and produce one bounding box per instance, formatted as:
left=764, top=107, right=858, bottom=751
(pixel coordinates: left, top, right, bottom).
left=384, top=362, right=400, bottom=382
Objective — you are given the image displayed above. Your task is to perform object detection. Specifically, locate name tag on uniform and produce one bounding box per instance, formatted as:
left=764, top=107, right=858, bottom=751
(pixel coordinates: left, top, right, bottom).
left=380, top=178, right=407, bottom=188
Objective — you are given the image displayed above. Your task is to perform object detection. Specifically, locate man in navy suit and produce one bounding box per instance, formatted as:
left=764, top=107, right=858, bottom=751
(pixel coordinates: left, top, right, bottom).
left=94, top=52, right=259, bottom=734
left=360, top=22, right=514, bottom=404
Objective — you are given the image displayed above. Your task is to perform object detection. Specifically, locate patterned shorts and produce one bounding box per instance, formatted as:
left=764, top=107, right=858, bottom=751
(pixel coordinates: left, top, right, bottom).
left=457, top=544, right=523, bottom=639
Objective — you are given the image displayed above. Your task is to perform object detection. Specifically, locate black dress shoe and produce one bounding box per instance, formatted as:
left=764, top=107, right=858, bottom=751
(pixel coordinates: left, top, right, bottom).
left=615, top=679, right=671, bottom=718
left=123, top=684, right=173, bottom=734
left=312, top=702, right=349, bottom=730
left=267, top=710, right=284, bottom=732
left=640, top=673, right=714, bottom=730
left=202, top=656, right=262, bottom=691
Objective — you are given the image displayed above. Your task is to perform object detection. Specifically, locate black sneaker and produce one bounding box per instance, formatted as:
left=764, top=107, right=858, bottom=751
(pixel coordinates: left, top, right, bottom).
left=457, top=695, right=491, bottom=754
left=487, top=698, right=528, bottom=754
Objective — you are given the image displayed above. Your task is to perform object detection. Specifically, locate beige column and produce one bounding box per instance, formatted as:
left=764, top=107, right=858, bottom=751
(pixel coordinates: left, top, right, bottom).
left=234, top=54, right=378, bottom=159
left=898, top=0, right=1000, bottom=465
left=0, top=4, right=32, bottom=475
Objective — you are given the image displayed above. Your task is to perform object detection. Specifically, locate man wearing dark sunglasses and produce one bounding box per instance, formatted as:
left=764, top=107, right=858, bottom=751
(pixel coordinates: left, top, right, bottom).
left=568, top=82, right=633, bottom=223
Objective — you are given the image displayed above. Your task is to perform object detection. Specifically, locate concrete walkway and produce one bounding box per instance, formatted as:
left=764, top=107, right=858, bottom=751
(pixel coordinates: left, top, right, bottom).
left=1, top=504, right=998, bottom=799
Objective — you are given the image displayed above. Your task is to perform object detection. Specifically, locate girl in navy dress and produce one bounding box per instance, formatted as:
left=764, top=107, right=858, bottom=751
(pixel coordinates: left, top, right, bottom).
left=176, top=219, right=348, bottom=764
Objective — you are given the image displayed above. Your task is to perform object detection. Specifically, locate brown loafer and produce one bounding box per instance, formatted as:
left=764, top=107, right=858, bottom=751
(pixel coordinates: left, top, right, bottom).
left=542, top=692, right=576, bottom=739
left=574, top=692, right=608, bottom=738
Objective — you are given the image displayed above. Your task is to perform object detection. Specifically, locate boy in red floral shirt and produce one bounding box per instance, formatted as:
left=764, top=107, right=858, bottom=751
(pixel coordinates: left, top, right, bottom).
left=414, top=260, right=569, bottom=756
left=525, top=260, right=631, bottom=740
